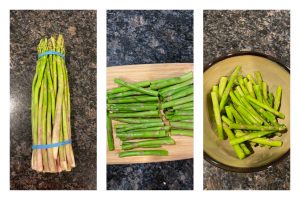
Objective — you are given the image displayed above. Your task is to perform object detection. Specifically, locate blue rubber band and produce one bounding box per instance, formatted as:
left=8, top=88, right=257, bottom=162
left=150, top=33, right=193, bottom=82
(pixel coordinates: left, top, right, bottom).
left=32, top=140, right=71, bottom=150
left=38, top=51, right=65, bottom=59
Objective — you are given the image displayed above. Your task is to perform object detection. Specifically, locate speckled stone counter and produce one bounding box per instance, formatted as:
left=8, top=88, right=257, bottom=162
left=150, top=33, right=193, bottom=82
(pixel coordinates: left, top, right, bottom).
left=10, top=10, right=97, bottom=190
left=203, top=10, right=290, bottom=190
left=107, top=10, right=193, bottom=190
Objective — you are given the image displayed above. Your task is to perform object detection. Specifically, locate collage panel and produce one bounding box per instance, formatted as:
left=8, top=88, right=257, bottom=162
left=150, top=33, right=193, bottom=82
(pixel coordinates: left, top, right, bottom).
left=203, top=10, right=290, bottom=190
left=10, top=10, right=97, bottom=190
left=106, top=10, right=194, bottom=190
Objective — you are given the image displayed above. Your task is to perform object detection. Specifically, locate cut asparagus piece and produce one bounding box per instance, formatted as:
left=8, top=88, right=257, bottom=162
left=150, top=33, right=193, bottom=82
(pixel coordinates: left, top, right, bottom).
left=119, top=150, right=168, bottom=157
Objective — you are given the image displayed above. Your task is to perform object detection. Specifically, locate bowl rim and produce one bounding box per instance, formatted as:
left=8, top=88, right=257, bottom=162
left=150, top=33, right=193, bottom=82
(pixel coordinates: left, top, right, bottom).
left=203, top=51, right=290, bottom=173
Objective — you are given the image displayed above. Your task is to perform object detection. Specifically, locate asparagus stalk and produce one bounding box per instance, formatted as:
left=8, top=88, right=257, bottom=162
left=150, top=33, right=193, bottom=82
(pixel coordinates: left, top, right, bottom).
left=52, top=35, right=65, bottom=160
left=173, top=102, right=193, bottom=110
left=113, top=118, right=162, bottom=124
left=219, top=66, right=241, bottom=111
left=211, top=91, right=223, bottom=139
left=109, top=110, right=159, bottom=118
left=122, top=137, right=175, bottom=150
left=119, top=150, right=168, bottom=157
left=114, top=78, right=158, bottom=96
left=174, top=110, right=193, bottom=116
left=230, top=130, right=276, bottom=145
left=218, top=77, right=228, bottom=98
left=107, top=95, right=158, bottom=103
left=165, top=86, right=193, bottom=101
left=161, top=94, right=193, bottom=109
left=254, top=71, right=263, bottom=89
left=170, top=121, right=193, bottom=130
left=116, top=126, right=171, bottom=133
left=167, top=115, right=193, bottom=121
left=150, top=71, right=193, bottom=90
left=170, top=129, right=193, bottom=137
left=122, top=142, right=162, bottom=148
left=160, top=78, right=193, bottom=96
left=107, top=81, right=150, bottom=94
left=274, top=86, right=282, bottom=111
left=223, top=123, right=246, bottom=159
left=268, top=93, right=274, bottom=108
left=41, top=73, right=50, bottom=172
left=245, top=95, right=285, bottom=119
left=46, top=70, right=56, bottom=172
left=117, top=130, right=167, bottom=140
left=246, top=74, right=256, bottom=85
left=107, top=114, right=115, bottom=151
left=229, top=123, right=286, bottom=131
left=235, top=131, right=282, bottom=147
left=246, top=81, right=256, bottom=98
left=115, top=122, right=164, bottom=132
left=107, top=104, right=158, bottom=112
left=253, top=85, right=263, bottom=103
left=107, top=90, right=143, bottom=98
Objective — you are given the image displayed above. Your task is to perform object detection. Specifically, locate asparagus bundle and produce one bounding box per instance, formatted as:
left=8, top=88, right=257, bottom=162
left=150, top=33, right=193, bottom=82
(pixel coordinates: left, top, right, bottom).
left=31, top=35, right=75, bottom=172
left=210, top=66, right=286, bottom=160
left=107, top=71, right=194, bottom=157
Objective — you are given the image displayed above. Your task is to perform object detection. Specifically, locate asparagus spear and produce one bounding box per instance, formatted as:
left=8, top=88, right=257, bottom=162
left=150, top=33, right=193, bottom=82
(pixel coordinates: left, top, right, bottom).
left=107, top=90, right=143, bottom=98
left=113, top=118, right=162, bottom=124
left=107, top=104, right=158, bottom=112
left=150, top=71, right=193, bottom=90
left=115, top=122, right=164, bottom=132
left=165, top=86, right=193, bottom=101
left=107, top=114, right=115, bottom=151
left=173, top=102, right=193, bottom=110
left=229, top=123, right=286, bottom=131
left=107, top=95, right=158, bottom=103
left=274, top=86, right=282, bottom=111
left=223, top=123, right=246, bottom=159
left=211, top=91, right=223, bottom=139
left=114, top=78, right=158, bottom=96
left=245, top=95, right=285, bottom=119
left=122, top=137, right=175, bottom=150
left=109, top=110, right=159, bottom=118
left=218, top=77, right=228, bottom=98
left=119, top=150, right=168, bottom=157
left=219, top=66, right=241, bottom=111
left=167, top=115, right=193, bottom=121
left=107, top=81, right=150, bottom=94
left=174, top=110, right=193, bottom=116
left=116, top=126, right=171, bottom=134
left=170, top=129, right=193, bottom=137
left=170, top=121, right=193, bottom=130
left=117, top=130, right=167, bottom=140
left=268, top=93, right=274, bottom=108
left=246, top=81, right=256, bottom=98
left=160, top=78, right=193, bottom=97
left=254, top=71, right=263, bottom=89
left=253, top=85, right=263, bottom=103
left=122, top=142, right=162, bottom=148
left=52, top=35, right=65, bottom=160
left=235, top=131, right=282, bottom=147
left=230, top=130, right=276, bottom=145
left=161, top=94, right=193, bottom=109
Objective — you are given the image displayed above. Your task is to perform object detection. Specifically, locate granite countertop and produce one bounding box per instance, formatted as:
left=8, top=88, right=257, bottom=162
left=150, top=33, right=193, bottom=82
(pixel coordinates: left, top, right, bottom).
left=10, top=10, right=97, bottom=190
left=107, top=10, right=193, bottom=190
left=203, top=10, right=290, bottom=190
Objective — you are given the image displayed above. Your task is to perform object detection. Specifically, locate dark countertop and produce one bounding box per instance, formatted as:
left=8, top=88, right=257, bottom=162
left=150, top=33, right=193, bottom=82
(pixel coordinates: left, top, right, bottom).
left=10, top=10, right=97, bottom=190
left=107, top=10, right=193, bottom=190
left=203, top=10, right=290, bottom=190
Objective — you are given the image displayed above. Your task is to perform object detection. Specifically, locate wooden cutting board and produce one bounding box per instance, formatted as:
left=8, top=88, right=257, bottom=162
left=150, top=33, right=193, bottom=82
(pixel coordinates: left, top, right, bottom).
left=107, top=63, right=193, bottom=165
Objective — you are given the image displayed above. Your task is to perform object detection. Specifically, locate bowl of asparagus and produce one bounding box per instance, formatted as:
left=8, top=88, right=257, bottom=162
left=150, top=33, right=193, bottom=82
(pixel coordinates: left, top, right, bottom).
left=204, top=52, right=290, bottom=172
